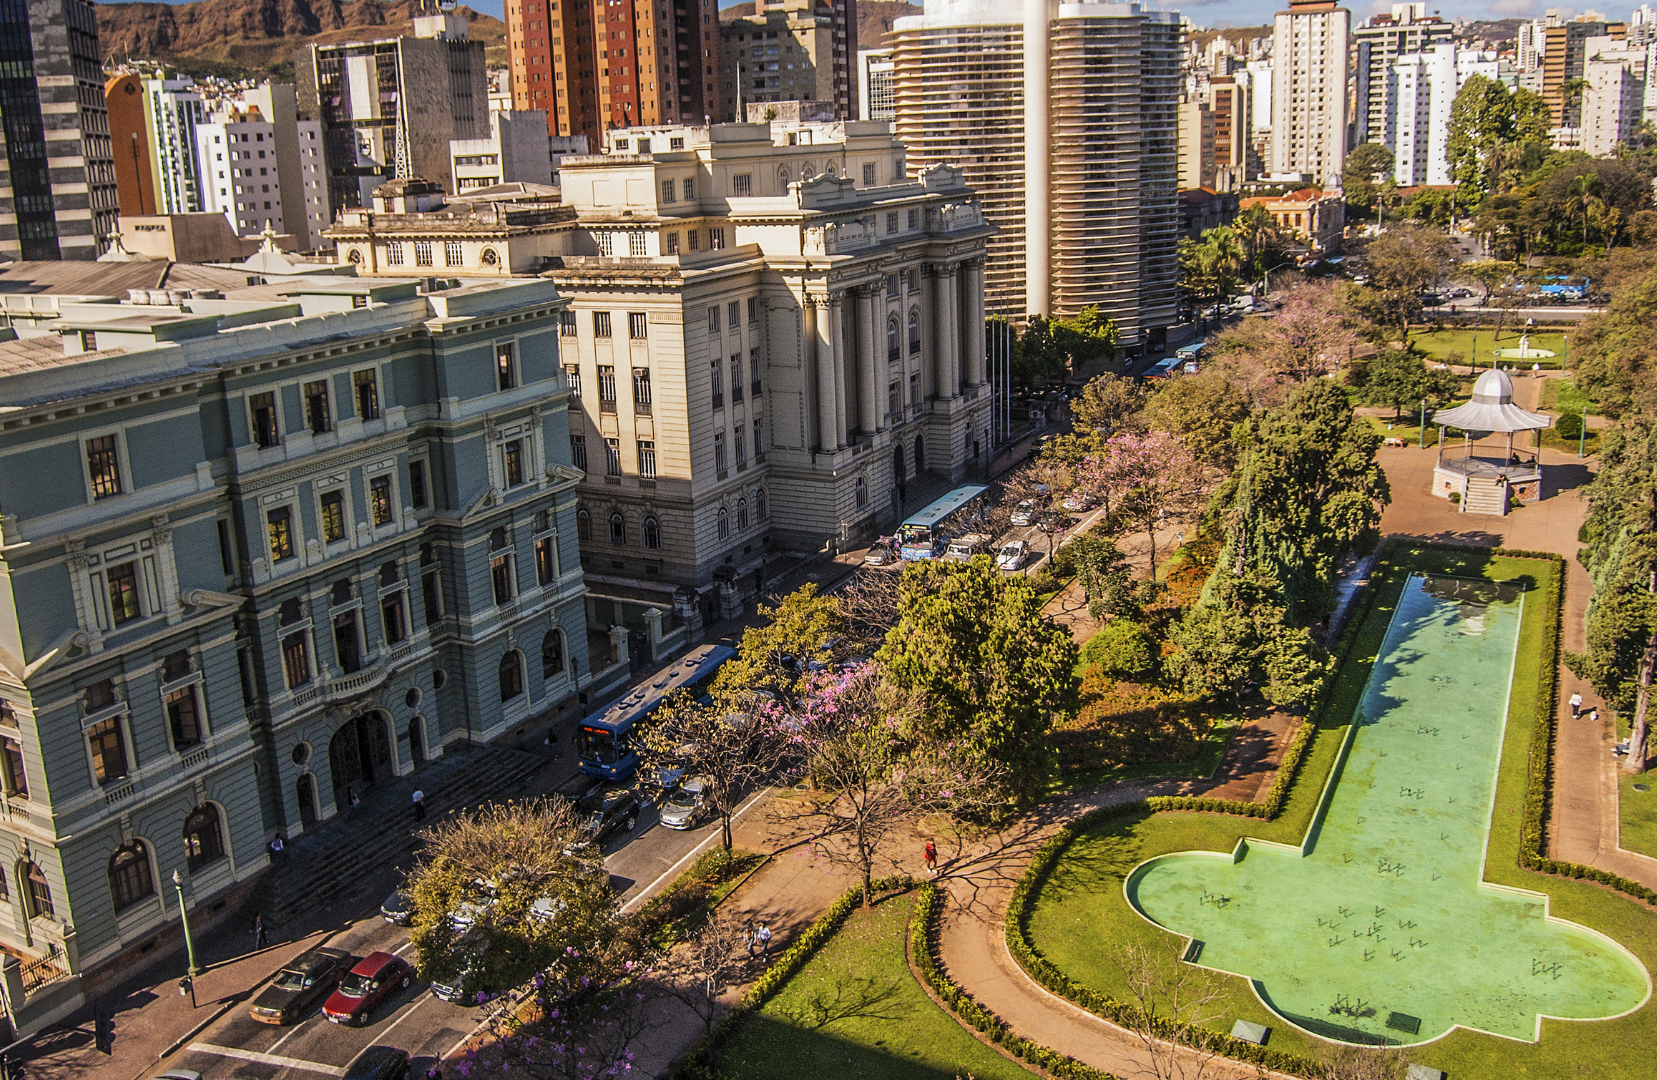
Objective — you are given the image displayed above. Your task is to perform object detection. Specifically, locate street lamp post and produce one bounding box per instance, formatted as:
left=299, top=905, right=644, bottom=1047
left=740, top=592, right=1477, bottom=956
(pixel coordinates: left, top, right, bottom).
left=1419, top=398, right=1428, bottom=448
left=171, top=870, right=202, bottom=997
left=1579, top=403, right=1588, bottom=459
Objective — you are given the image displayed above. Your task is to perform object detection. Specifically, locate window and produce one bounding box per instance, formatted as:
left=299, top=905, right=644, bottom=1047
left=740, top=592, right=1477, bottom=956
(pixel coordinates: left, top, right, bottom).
left=382, top=594, right=407, bottom=644
left=571, top=434, right=588, bottom=471
left=577, top=508, right=592, bottom=541
left=536, top=536, right=557, bottom=585
left=598, top=366, right=617, bottom=412
left=908, top=208, right=920, bottom=230
left=728, top=301, right=740, bottom=329
left=666, top=231, right=680, bottom=254
left=639, top=440, right=656, bottom=479
left=0, top=736, right=26, bottom=798
left=86, top=434, right=123, bottom=499
left=608, top=512, right=626, bottom=545
left=887, top=317, right=901, bottom=361
left=855, top=476, right=868, bottom=508
left=23, top=862, right=51, bottom=918
left=303, top=380, right=331, bottom=434
left=911, top=372, right=921, bottom=407
left=498, top=439, right=525, bottom=486
left=445, top=240, right=462, bottom=266
left=888, top=380, right=901, bottom=419
left=747, top=297, right=759, bottom=324
left=688, top=229, right=700, bottom=252
left=714, top=432, right=727, bottom=473
left=423, top=570, right=442, bottom=623
left=642, top=515, right=661, bottom=549
left=183, top=805, right=224, bottom=871
left=250, top=392, right=280, bottom=447
left=710, top=227, right=726, bottom=249
left=754, top=419, right=765, bottom=462
left=707, top=305, right=721, bottom=334
left=711, top=360, right=724, bottom=409
left=717, top=506, right=730, bottom=539
left=354, top=369, right=380, bottom=419
left=749, top=348, right=762, bottom=397
left=320, top=491, right=346, bottom=543
left=497, top=343, right=517, bottom=391
left=732, top=172, right=752, bottom=195
left=909, top=310, right=921, bottom=353
left=632, top=368, right=652, bottom=415
left=628, top=232, right=646, bottom=256
left=264, top=505, right=296, bottom=560
left=370, top=476, right=393, bottom=526
left=736, top=428, right=747, bottom=467
left=107, top=562, right=142, bottom=624
left=491, top=554, right=514, bottom=605
left=737, top=498, right=749, bottom=530
left=628, top=311, right=648, bottom=339
left=886, top=211, right=898, bottom=235
left=756, top=488, right=768, bottom=520
left=560, top=310, right=578, bottom=335
left=887, top=273, right=900, bottom=298
left=109, top=841, right=153, bottom=912
left=605, top=437, right=622, bottom=476
left=566, top=366, right=582, bottom=398
left=908, top=268, right=919, bottom=292
left=731, top=355, right=743, bottom=403
left=281, top=631, right=313, bottom=690
left=499, top=651, right=524, bottom=701
left=409, top=460, right=428, bottom=510
left=862, top=162, right=876, bottom=185
left=542, top=630, right=565, bottom=677
left=415, top=240, right=433, bottom=266
left=597, top=233, right=613, bottom=256
left=386, top=242, right=405, bottom=266
left=594, top=311, right=612, bottom=338
left=166, top=686, right=202, bottom=751
left=661, top=178, right=675, bottom=202
left=85, top=679, right=115, bottom=711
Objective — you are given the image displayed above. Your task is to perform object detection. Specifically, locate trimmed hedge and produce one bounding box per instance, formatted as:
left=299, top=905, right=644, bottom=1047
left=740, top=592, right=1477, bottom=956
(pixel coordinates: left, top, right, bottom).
left=908, top=882, right=1122, bottom=1080
left=673, top=874, right=914, bottom=1079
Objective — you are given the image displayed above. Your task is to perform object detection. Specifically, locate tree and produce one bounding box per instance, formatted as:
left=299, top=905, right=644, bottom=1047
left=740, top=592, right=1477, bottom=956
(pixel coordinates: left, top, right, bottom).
left=710, top=583, right=846, bottom=702
left=1069, top=532, right=1137, bottom=620
left=1358, top=349, right=1462, bottom=420
left=875, top=559, right=1079, bottom=802
left=1448, top=75, right=1551, bottom=205
left=657, top=913, right=753, bottom=1067
left=1018, top=307, right=1121, bottom=387
left=1247, top=280, right=1366, bottom=381
left=1347, top=225, right=1457, bottom=340
left=1080, top=432, right=1213, bottom=582
left=1343, top=142, right=1396, bottom=216
left=1070, top=372, right=1147, bottom=438
left=1168, top=571, right=1333, bottom=709
left=1178, top=227, right=1243, bottom=321
left=1464, top=259, right=1521, bottom=304
left=782, top=664, right=1003, bottom=904
left=1004, top=459, right=1076, bottom=562
left=1140, top=370, right=1252, bottom=470
left=1316, top=1044, right=1415, bottom=1080
left=1079, top=618, right=1157, bottom=681
left=1233, top=203, right=1288, bottom=282
left=1109, top=940, right=1231, bottom=1080
left=408, top=800, right=621, bottom=1007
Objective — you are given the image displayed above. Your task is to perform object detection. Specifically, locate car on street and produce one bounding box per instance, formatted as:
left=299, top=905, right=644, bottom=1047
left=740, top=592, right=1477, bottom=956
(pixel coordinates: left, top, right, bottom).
left=1447, top=287, right=1472, bottom=298
left=659, top=777, right=707, bottom=830
left=862, top=542, right=895, bottom=567
left=323, top=951, right=412, bottom=1026
left=1061, top=493, right=1094, bottom=512
left=249, top=946, right=352, bottom=1025
left=342, top=1046, right=411, bottom=1080
left=1010, top=500, right=1036, bottom=527
left=572, top=788, right=642, bottom=851
left=996, top=540, right=1030, bottom=571
left=380, top=890, right=413, bottom=926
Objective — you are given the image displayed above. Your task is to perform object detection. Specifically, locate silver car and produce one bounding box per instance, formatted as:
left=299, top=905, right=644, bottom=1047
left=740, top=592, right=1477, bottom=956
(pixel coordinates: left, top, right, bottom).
left=658, top=779, right=706, bottom=830
left=1010, top=500, right=1035, bottom=526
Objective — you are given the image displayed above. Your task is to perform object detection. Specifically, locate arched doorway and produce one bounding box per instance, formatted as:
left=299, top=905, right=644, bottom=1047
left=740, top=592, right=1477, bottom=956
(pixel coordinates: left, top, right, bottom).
left=894, top=443, right=906, bottom=481
left=328, top=712, right=393, bottom=804
left=408, top=716, right=425, bottom=767
left=296, top=773, right=318, bottom=829
left=914, top=435, right=925, bottom=474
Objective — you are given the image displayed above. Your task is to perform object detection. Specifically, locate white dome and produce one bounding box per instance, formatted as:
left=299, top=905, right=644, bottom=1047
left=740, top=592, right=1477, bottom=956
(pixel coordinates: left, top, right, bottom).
left=1470, top=368, right=1514, bottom=405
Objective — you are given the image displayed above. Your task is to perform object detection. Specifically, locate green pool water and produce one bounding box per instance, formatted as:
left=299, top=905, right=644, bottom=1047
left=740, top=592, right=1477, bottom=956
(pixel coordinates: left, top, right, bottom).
left=1127, top=575, right=1649, bottom=1045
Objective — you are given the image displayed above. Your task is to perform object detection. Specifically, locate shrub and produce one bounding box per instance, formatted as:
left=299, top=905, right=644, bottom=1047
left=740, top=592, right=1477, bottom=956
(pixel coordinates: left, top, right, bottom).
left=1080, top=620, right=1157, bottom=681
left=1555, top=411, right=1583, bottom=439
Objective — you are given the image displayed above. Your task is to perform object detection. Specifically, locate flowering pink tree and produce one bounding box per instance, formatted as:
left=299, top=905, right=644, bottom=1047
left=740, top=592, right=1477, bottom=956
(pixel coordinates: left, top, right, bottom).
left=1253, top=280, right=1364, bottom=381
left=1080, top=432, right=1212, bottom=581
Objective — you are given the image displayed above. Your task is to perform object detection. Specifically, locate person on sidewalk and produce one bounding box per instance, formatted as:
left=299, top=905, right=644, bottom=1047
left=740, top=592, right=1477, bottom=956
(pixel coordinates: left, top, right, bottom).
left=253, top=913, right=268, bottom=949
left=745, top=919, right=757, bottom=958
left=924, top=840, right=937, bottom=876
left=756, top=923, right=772, bottom=957
left=1570, top=692, right=1583, bottom=718
left=268, top=833, right=285, bottom=858
left=413, top=788, right=427, bottom=821
left=346, top=786, right=359, bottom=820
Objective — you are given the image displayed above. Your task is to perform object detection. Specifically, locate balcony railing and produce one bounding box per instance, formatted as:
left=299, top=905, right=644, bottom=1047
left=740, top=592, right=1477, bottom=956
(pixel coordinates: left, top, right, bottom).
left=20, top=954, right=69, bottom=994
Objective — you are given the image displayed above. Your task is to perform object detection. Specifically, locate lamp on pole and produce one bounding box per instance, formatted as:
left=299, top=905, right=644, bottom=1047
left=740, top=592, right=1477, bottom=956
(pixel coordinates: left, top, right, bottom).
left=1419, top=398, right=1428, bottom=449
left=1579, top=403, right=1588, bottom=459
left=172, top=870, right=201, bottom=984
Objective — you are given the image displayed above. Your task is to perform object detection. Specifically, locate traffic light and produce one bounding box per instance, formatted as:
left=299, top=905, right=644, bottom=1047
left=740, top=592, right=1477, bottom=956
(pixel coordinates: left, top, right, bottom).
left=93, top=1008, right=114, bottom=1054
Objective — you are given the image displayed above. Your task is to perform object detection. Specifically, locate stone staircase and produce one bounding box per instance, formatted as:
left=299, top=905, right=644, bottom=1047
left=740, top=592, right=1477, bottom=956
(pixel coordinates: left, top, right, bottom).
left=1462, top=476, right=1508, bottom=516
left=244, top=743, right=547, bottom=926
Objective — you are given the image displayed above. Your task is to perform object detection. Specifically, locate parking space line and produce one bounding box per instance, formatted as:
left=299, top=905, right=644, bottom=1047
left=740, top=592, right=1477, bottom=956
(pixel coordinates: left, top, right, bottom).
left=188, top=1042, right=346, bottom=1076
left=619, top=786, right=769, bottom=915
left=392, top=939, right=414, bottom=956
left=268, top=1016, right=312, bottom=1053
left=343, top=995, right=430, bottom=1074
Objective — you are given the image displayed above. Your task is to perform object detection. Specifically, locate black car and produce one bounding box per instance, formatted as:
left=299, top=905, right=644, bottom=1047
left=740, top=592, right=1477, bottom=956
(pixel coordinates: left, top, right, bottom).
left=575, top=788, right=642, bottom=849
left=380, top=890, right=413, bottom=926
left=342, top=1046, right=410, bottom=1080
left=248, top=946, right=352, bottom=1025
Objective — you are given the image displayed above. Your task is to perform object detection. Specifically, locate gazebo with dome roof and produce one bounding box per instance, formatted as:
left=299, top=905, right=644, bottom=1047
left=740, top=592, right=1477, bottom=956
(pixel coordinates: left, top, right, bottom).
left=1429, top=368, right=1552, bottom=516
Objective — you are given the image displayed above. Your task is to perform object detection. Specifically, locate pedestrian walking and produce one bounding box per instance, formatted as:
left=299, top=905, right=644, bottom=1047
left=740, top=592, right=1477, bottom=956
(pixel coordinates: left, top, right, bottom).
left=413, top=788, right=426, bottom=821
left=745, top=919, right=757, bottom=958
left=1570, top=692, right=1583, bottom=718
left=268, top=833, right=285, bottom=858
left=756, top=923, right=772, bottom=957
left=923, top=840, right=937, bottom=876
left=253, top=913, right=268, bottom=949
left=346, top=786, right=359, bottom=820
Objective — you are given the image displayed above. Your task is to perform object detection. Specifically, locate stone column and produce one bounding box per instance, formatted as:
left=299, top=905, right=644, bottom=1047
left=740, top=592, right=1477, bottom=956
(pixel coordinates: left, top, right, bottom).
left=812, top=295, right=837, bottom=451
left=608, top=624, right=629, bottom=671
left=934, top=265, right=959, bottom=399
left=642, top=606, right=664, bottom=661
left=856, top=285, right=880, bottom=434
left=830, top=292, right=848, bottom=447
left=965, top=258, right=986, bottom=387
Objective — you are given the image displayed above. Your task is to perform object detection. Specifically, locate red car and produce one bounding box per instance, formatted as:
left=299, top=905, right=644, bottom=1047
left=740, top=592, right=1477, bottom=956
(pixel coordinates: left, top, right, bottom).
left=323, top=952, right=412, bottom=1025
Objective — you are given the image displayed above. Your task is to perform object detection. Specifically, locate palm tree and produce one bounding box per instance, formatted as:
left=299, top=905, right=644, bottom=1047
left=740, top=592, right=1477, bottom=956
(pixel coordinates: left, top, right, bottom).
left=1233, top=205, right=1279, bottom=282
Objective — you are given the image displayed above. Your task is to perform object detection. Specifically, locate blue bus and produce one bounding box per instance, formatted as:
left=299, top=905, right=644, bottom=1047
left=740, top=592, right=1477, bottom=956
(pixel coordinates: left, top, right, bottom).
left=576, top=643, right=736, bottom=781
left=898, top=485, right=989, bottom=560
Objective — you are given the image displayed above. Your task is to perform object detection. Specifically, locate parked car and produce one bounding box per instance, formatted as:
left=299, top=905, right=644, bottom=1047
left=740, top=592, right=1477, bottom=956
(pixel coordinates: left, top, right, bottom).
left=1010, top=500, right=1036, bottom=527
left=324, top=952, right=412, bottom=1025
left=942, top=533, right=991, bottom=561
left=342, top=1046, right=411, bottom=1080
left=1061, top=493, right=1094, bottom=512
left=380, top=890, right=413, bottom=926
left=249, top=946, right=352, bottom=1025
left=659, top=778, right=707, bottom=830
left=1447, top=287, right=1472, bottom=298
left=571, top=788, right=642, bottom=851
left=996, top=540, right=1030, bottom=572
left=863, top=543, right=895, bottom=567
left=448, top=879, right=497, bottom=933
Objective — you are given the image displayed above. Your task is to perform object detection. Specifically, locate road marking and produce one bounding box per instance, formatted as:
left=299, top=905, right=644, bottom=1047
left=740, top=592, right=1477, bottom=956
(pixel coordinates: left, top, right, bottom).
left=188, top=1042, right=345, bottom=1076
left=392, top=939, right=414, bottom=956
left=268, top=1015, right=312, bottom=1053
left=343, top=994, right=429, bottom=1074
left=618, top=786, right=770, bottom=915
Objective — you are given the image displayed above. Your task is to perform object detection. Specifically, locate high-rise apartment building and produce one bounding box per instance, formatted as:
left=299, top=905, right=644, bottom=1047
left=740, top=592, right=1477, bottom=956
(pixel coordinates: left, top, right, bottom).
left=1270, top=0, right=1352, bottom=186
left=1209, top=74, right=1253, bottom=183
left=859, top=48, right=894, bottom=120
left=1581, top=35, right=1647, bottom=154
left=0, top=0, right=118, bottom=260
left=1388, top=44, right=1455, bottom=186
left=142, top=78, right=206, bottom=216
left=1353, top=4, right=1451, bottom=145
left=296, top=14, right=488, bottom=211
left=1544, top=17, right=1626, bottom=127
left=720, top=0, right=858, bottom=121
left=1178, top=101, right=1216, bottom=189
left=1517, top=19, right=1545, bottom=70
left=889, top=0, right=1180, bottom=348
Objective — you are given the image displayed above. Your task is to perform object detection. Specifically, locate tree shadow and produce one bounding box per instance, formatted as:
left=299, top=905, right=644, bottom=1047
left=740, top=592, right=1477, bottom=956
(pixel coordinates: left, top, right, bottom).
left=774, top=974, right=910, bottom=1032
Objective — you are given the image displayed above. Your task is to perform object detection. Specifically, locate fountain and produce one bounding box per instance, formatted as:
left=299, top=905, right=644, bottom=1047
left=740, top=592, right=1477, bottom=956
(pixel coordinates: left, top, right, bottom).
left=1492, top=334, right=1558, bottom=360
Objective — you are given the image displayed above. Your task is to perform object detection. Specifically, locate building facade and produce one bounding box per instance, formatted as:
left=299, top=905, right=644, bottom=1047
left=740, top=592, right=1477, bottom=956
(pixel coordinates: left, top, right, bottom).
left=1240, top=186, right=1344, bottom=252
left=296, top=15, right=489, bottom=212
left=0, top=0, right=119, bottom=260
left=105, top=74, right=157, bottom=219
left=1179, top=101, right=1216, bottom=189
left=1544, top=17, right=1625, bottom=128
left=719, top=0, right=857, bottom=122
left=142, top=79, right=206, bottom=217
left=196, top=113, right=293, bottom=238
left=0, top=274, right=586, bottom=1006
left=889, top=0, right=1179, bottom=346
left=858, top=48, right=894, bottom=121
left=1269, top=0, right=1351, bottom=187
left=1352, top=4, right=1451, bottom=146
left=1581, top=36, right=1647, bottom=155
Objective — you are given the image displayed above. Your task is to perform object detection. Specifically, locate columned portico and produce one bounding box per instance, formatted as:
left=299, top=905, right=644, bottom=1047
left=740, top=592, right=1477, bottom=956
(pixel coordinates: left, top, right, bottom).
left=856, top=285, right=880, bottom=435
left=831, top=291, right=849, bottom=445
left=964, top=258, right=987, bottom=387
left=812, top=295, right=839, bottom=452
left=933, top=263, right=960, bottom=400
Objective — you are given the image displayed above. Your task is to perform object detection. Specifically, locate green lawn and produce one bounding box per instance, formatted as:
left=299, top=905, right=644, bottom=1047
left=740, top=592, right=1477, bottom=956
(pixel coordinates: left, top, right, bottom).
left=1025, top=548, right=1657, bottom=1079
left=1408, top=328, right=1572, bottom=370
left=1537, top=379, right=1598, bottom=417
left=715, top=894, right=1036, bottom=1080
left=1619, top=773, right=1657, bottom=860
left=1048, top=717, right=1241, bottom=796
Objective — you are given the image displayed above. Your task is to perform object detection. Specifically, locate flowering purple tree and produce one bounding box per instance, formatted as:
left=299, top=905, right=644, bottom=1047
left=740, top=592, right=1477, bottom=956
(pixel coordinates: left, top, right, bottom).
left=1080, top=432, right=1212, bottom=581
left=773, top=663, right=1003, bottom=906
